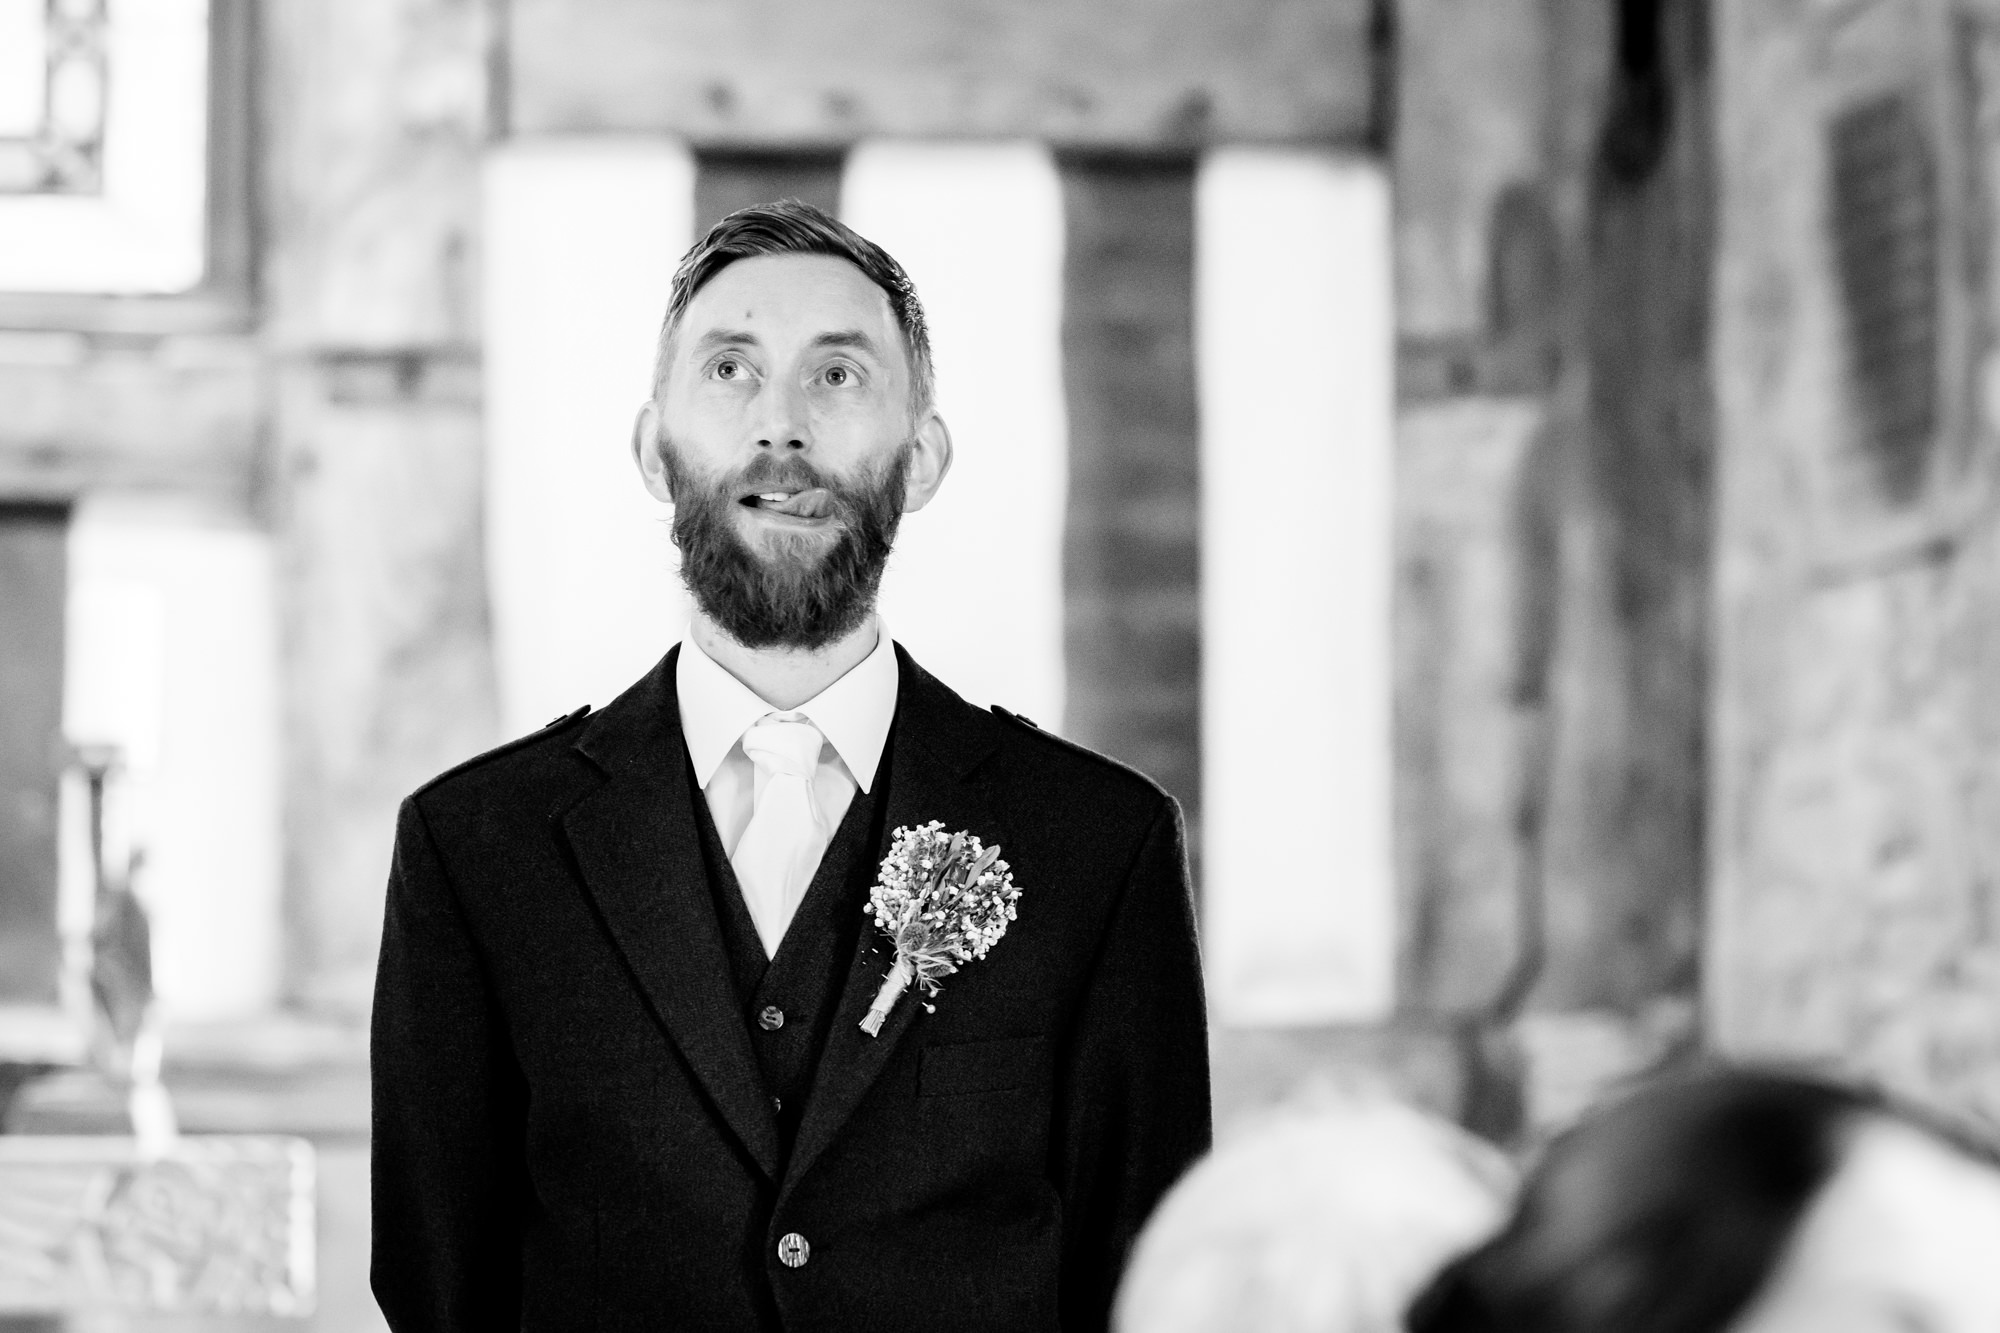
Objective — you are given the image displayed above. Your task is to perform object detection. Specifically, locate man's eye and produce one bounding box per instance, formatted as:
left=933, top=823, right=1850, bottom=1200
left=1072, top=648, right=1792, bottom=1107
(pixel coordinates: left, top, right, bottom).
left=823, top=365, right=852, bottom=387
left=714, top=358, right=740, bottom=380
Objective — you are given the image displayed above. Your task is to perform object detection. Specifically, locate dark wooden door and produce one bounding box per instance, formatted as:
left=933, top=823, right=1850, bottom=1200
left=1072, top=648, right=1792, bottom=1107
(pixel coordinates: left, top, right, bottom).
left=0, top=502, right=68, bottom=1008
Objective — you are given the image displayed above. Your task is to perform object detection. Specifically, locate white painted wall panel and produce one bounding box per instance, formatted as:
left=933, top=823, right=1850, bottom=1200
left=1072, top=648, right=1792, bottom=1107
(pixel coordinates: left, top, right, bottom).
left=1198, top=150, right=1396, bottom=1025
left=483, top=139, right=695, bottom=735
left=840, top=142, right=1068, bottom=727
left=64, top=497, right=284, bottom=1021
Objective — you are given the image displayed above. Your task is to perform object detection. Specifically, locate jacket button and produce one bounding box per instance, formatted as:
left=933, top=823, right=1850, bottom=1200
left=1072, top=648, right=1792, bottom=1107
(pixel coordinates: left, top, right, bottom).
left=758, top=1005, right=785, bottom=1031
left=777, top=1232, right=810, bottom=1268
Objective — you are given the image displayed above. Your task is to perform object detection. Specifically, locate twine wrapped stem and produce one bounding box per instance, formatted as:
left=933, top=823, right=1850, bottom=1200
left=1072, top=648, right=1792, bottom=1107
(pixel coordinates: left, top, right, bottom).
left=859, top=958, right=912, bottom=1037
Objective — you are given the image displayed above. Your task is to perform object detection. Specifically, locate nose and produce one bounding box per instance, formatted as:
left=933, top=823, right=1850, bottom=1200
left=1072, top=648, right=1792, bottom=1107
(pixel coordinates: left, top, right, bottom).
left=753, top=376, right=810, bottom=452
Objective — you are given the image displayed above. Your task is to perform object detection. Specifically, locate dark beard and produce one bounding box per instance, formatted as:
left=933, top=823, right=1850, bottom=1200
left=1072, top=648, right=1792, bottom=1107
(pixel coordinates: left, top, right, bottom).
left=663, top=443, right=910, bottom=651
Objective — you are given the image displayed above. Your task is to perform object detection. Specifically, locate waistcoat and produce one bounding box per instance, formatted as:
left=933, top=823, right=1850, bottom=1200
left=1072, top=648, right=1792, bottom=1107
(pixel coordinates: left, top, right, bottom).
left=688, top=745, right=891, bottom=1155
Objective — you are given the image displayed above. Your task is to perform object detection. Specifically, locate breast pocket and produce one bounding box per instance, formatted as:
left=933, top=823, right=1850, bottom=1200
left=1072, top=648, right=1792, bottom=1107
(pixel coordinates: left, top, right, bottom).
left=919, top=1036, right=1055, bottom=1193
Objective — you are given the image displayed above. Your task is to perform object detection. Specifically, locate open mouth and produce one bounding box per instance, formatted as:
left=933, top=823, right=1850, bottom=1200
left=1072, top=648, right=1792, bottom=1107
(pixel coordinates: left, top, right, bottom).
left=740, top=488, right=835, bottom=520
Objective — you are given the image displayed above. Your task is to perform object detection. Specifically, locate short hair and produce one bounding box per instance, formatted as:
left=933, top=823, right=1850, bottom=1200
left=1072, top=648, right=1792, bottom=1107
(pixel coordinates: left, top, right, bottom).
left=1405, top=1067, right=1923, bottom=1333
left=654, top=199, right=935, bottom=415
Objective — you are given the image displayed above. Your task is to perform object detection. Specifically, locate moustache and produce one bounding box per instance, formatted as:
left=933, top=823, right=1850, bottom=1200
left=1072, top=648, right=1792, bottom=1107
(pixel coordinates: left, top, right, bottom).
left=723, top=456, right=855, bottom=523
left=692, top=454, right=880, bottom=520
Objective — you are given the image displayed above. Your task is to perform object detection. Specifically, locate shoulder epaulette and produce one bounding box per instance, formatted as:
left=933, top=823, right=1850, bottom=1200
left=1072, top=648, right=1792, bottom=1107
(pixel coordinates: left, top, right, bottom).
left=413, top=703, right=593, bottom=795
left=986, top=703, right=1174, bottom=800
left=542, top=705, right=592, bottom=731
left=990, top=704, right=1040, bottom=730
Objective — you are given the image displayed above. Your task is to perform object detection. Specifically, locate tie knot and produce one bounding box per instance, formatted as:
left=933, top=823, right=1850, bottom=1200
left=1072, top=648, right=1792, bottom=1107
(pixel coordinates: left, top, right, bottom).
left=741, top=716, right=825, bottom=779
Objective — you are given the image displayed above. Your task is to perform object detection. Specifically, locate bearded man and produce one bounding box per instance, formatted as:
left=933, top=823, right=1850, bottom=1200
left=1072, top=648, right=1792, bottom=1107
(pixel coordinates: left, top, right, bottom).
left=369, top=201, right=1211, bottom=1332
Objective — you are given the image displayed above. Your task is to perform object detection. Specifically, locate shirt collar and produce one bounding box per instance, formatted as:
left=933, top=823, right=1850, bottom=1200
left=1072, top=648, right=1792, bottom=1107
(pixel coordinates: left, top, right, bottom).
left=675, top=621, right=900, bottom=792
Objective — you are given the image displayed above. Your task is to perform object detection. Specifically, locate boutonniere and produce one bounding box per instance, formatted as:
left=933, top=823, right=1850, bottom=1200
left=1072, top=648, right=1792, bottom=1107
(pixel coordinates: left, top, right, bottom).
left=858, top=821, right=1021, bottom=1036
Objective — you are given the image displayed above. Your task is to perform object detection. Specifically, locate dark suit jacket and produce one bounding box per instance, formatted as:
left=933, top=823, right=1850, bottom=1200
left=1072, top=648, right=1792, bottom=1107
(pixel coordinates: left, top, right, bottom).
left=370, top=646, right=1211, bottom=1331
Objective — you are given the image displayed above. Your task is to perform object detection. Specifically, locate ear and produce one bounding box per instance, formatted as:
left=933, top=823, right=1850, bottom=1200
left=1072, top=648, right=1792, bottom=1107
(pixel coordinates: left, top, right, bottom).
left=901, top=409, right=954, bottom=514
left=631, top=400, right=676, bottom=504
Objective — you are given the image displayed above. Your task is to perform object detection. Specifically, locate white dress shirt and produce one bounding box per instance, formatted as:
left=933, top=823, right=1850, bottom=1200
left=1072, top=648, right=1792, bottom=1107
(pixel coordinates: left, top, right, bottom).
left=675, top=623, right=899, bottom=945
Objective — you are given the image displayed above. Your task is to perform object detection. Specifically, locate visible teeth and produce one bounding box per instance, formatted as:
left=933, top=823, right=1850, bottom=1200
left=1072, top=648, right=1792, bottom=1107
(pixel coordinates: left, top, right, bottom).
left=756, top=492, right=793, bottom=503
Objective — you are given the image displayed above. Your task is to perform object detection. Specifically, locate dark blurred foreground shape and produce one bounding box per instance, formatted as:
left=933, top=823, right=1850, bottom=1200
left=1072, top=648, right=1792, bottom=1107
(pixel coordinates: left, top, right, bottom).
left=2, top=0, right=2000, bottom=1326
left=1115, top=1067, right=2000, bottom=1332
left=1409, top=1068, right=2000, bottom=1332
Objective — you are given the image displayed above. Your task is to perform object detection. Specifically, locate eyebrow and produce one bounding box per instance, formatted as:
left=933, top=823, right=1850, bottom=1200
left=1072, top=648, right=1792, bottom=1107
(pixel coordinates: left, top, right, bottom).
left=689, top=329, right=760, bottom=355
left=810, top=329, right=884, bottom=357
left=687, top=328, right=887, bottom=358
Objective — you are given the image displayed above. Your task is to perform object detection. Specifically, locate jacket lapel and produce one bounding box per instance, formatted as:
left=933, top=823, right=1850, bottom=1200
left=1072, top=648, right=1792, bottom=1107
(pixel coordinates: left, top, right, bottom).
left=784, top=646, right=1004, bottom=1193
left=557, top=649, right=783, bottom=1181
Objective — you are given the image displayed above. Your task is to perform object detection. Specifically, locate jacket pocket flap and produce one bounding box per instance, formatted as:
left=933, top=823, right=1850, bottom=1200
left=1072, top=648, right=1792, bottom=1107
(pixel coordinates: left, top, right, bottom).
left=919, top=1035, right=1051, bottom=1098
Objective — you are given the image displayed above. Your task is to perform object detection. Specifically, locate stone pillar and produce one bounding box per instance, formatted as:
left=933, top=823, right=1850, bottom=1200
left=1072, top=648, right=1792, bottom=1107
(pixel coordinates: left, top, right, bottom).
left=1393, top=0, right=1557, bottom=1033
left=1709, top=0, right=2000, bottom=1124
left=1392, top=0, right=1716, bottom=1137
left=262, top=0, right=500, bottom=1015
left=1552, top=0, right=1715, bottom=1019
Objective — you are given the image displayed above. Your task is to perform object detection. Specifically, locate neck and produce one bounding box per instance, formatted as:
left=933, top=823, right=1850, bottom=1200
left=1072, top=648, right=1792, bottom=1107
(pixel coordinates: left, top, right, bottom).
left=690, top=611, right=881, bottom=711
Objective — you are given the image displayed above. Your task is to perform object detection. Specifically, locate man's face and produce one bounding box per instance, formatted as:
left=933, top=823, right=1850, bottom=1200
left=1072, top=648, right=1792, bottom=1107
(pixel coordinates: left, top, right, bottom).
left=634, top=253, right=951, bottom=649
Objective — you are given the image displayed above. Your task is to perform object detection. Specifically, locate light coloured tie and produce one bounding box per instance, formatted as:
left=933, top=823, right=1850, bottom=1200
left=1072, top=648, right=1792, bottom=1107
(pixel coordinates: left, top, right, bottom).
left=732, top=716, right=831, bottom=958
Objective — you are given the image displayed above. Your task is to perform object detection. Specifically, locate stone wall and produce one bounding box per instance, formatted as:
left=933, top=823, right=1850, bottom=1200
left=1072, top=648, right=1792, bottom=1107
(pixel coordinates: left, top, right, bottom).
left=1709, top=0, right=2000, bottom=1125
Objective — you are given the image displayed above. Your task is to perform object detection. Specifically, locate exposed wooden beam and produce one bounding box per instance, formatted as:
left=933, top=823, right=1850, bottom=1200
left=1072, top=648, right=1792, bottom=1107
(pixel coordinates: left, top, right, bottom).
left=1059, top=157, right=1202, bottom=859
left=0, top=343, right=259, bottom=505
left=508, top=0, right=1379, bottom=148
left=694, top=150, right=844, bottom=234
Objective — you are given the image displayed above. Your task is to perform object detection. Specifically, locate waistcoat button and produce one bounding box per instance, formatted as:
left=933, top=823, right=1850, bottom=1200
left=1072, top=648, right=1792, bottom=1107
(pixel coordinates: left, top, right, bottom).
left=758, top=1005, right=785, bottom=1031
left=777, top=1232, right=810, bottom=1268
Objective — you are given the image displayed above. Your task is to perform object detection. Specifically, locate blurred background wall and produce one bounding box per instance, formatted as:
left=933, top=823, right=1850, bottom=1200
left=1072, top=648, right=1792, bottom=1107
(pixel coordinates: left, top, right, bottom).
left=4, top=0, right=2000, bottom=1323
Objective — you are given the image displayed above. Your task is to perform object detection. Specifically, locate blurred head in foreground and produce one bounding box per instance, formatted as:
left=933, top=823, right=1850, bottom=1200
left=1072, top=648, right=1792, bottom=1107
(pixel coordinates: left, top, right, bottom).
left=1115, top=1089, right=1517, bottom=1333
left=1407, top=1067, right=2000, bottom=1333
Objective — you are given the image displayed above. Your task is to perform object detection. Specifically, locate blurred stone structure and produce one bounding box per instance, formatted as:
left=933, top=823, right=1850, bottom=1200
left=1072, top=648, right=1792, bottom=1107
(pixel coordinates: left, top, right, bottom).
left=261, top=0, right=501, bottom=1018
left=1390, top=0, right=1716, bottom=1136
left=1707, top=0, right=2000, bottom=1125
left=1398, top=0, right=2000, bottom=1136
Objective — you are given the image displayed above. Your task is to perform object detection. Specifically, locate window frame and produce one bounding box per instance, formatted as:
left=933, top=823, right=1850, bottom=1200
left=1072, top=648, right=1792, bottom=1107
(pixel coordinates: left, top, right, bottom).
left=0, top=0, right=254, bottom=334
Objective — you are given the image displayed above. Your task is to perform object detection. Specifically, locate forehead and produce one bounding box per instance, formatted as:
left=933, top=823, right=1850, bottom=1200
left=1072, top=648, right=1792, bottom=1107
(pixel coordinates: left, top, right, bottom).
left=680, top=252, right=901, bottom=347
